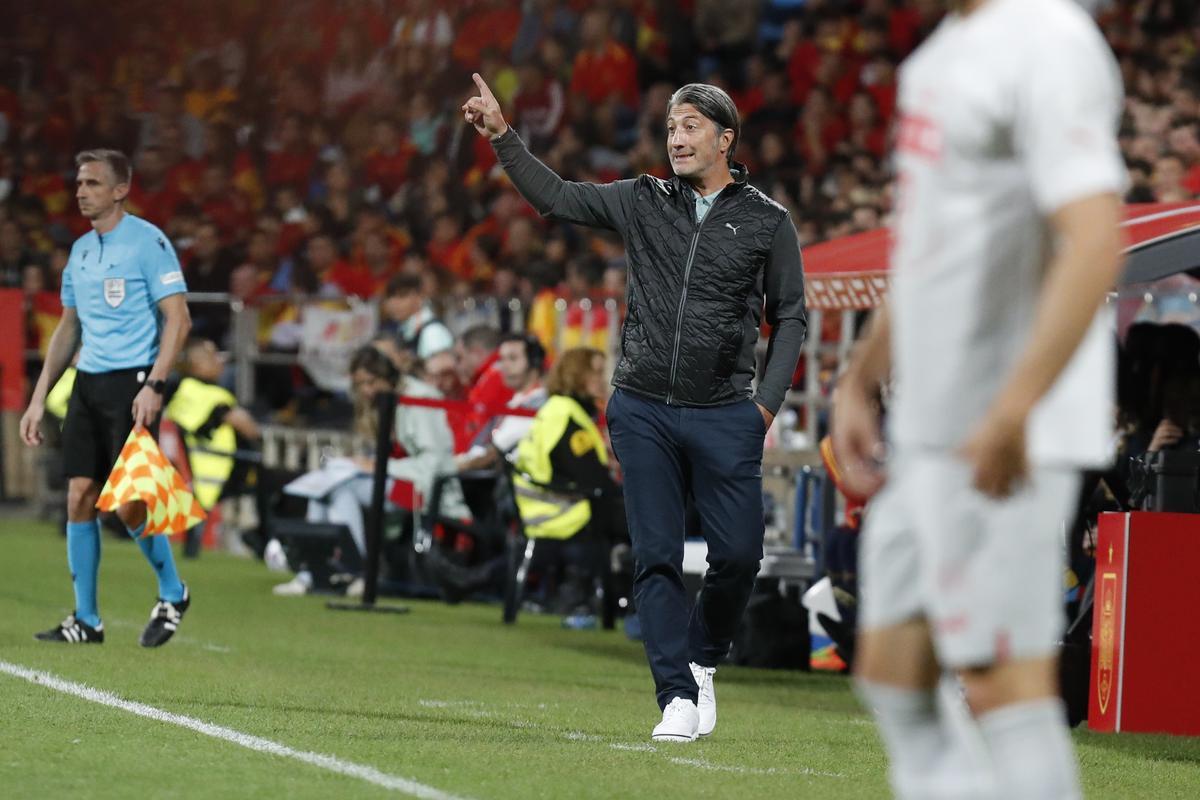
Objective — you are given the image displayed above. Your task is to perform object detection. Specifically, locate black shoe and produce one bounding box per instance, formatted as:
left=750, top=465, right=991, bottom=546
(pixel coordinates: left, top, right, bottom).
left=140, top=584, right=190, bottom=648
left=35, top=613, right=104, bottom=644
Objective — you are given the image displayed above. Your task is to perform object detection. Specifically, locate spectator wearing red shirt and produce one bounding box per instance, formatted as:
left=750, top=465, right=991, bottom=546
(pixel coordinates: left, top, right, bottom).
left=729, top=55, right=771, bottom=120
left=364, top=117, right=417, bottom=200
left=845, top=91, right=888, bottom=159
left=786, top=33, right=823, bottom=107
left=18, top=149, right=71, bottom=224
left=861, top=55, right=898, bottom=126
left=266, top=113, right=316, bottom=193
left=306, top=232, right=349, bottom=294
left=272, top=185, right=316, bottom=258
left=1167, top=119, right=1200, bottom=196
left=228, top=227, right=285, bottom=304
left=198, top=162, right=253, bottom=239
left=569, top=10, right=639, bottom=110
left=513, top=60, right=564, bottom=151
left=453, top=0, right=522, bottom=69
left=126, top=146, right=181, bottom=228
left=742, top=71, right=797, bottom=142
left=25, top=265, right=62, bottom=357
left=423, top=349, right=474, bottom=454
left=14, top=91, right=73, bottom=156
left=456, top=325, right=514, bottom=445
left=784, top=10, right=856, bottom=102
left=347, top=206, right=409, bottom=267
left=426, top=214, right=469, bottom=280
left=795, top=87, right=846, bottom=174
left=159, top=120, right=206, bottom=200
left=329, top=230, right=397, bottom=299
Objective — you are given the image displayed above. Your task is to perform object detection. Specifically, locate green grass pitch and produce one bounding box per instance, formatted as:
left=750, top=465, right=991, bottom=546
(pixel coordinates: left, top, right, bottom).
left=1, top=520, right=1197, bottom=798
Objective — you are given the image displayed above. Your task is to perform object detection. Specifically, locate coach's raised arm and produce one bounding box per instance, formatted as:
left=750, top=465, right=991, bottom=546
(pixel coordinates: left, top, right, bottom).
left=462, top=73, right=636, bottom=232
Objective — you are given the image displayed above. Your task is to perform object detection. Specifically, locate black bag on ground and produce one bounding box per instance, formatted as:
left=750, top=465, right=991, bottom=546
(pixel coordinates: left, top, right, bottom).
left=727, top=585, right=811, bottom=670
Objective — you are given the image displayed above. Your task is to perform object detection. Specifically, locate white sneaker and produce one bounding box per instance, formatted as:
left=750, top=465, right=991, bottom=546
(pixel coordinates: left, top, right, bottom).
left=264, top=538, right=289, bottom=572
left=651, top=697, right=699, bottom=742
left=690, top=662, right=717, bottom=736
left=272, top=571, right=312, bottom=596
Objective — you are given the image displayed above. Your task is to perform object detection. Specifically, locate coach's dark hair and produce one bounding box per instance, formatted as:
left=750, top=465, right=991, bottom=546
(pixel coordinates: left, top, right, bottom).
left=75, top=149, right=133, bottom=185
left=667, top=83, right=740, bottom=166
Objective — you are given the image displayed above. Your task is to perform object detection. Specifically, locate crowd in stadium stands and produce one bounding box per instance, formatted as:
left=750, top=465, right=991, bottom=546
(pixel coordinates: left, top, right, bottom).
left=0, top=1, right=1198, bottom=383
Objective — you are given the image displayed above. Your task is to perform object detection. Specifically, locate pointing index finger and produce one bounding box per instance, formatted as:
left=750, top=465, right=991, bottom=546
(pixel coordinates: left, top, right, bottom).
left=472, top=72, right=496, bottom=103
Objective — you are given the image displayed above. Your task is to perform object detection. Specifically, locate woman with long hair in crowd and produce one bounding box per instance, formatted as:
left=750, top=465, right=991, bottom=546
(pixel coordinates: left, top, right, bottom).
left=272, top=342, right=469, bottom=595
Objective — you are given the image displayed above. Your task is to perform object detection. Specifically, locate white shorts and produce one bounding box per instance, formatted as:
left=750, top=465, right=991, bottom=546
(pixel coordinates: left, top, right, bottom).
left=859, top=451, right=1080, bottom=668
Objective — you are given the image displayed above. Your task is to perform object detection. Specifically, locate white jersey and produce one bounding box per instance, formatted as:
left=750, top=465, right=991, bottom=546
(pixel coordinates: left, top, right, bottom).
left=889, top=0, right=1126, bottom=467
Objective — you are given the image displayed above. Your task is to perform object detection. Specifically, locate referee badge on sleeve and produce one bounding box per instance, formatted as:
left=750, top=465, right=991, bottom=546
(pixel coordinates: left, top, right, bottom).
left=103, top=278, right=125, bottom=307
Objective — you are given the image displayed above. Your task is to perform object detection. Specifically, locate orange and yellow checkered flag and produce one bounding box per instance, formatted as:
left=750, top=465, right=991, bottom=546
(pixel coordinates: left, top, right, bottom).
left=96, top=428, right=207, bottom=536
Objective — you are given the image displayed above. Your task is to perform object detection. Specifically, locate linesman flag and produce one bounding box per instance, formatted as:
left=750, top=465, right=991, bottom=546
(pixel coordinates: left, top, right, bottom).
left=96, top=428, right=206, bottom=536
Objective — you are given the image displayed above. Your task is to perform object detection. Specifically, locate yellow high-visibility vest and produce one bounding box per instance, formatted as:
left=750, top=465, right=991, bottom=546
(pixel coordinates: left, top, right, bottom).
left=165, top=377, right=238, bottom=510
left=513, top=395, right=608, bottom=540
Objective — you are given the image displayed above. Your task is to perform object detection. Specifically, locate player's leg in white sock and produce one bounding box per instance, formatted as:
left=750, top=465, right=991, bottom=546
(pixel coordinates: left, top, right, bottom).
left=977, top=698, right=1080, bottom=800
left=963, top=658, right=1081, bottom=800
left=854, top=679, right=949, bottom=799
left=855, top=620, right=986, bottom=799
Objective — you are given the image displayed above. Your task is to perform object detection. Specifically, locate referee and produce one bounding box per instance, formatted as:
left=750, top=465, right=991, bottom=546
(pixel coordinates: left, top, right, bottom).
left=464, top=76, right=807, bottom=741
left=21, top=149, right=193, bottom=647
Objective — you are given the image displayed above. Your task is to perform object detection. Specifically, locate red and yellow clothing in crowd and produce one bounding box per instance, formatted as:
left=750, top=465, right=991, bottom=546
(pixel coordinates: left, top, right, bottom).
left=527, top=290, right=617, bottom=361
left=569, top=41, right=639, bottom=109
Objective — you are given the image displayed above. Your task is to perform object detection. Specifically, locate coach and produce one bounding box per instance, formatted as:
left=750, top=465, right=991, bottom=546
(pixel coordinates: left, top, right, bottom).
left=21, top=149, right=192, bottom=648
left=464, top=76, right=807, bottom=741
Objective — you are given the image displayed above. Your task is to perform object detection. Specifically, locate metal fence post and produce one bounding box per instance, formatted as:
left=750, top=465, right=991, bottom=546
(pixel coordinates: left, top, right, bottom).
left=232, top=301, right=257, bottom=408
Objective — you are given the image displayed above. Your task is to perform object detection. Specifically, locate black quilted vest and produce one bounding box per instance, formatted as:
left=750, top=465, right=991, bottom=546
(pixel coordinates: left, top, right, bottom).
left=613, top=171, right=788, bottom=406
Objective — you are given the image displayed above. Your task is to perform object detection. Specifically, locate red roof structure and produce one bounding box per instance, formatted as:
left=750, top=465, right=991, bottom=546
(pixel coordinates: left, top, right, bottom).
left=802, top=203, right=1200, bottom=311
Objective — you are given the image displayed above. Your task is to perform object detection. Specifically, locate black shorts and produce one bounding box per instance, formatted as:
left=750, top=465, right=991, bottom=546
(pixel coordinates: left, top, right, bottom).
left=62, top=366, right=159, bottom=481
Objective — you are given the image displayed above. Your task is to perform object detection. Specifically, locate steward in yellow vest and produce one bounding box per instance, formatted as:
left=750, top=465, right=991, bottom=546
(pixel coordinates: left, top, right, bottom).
left=166, top=338, right=261, bottom=512
left=513, top=348, right=618, bottom=540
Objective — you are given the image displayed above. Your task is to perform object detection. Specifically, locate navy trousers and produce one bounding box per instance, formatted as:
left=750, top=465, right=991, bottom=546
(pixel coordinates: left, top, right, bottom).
left=606, top=388, right=766, bottom=710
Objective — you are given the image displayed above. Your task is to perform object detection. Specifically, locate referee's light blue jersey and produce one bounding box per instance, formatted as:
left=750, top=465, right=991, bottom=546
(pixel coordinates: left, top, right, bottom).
left=62, top=214, right=189, bottom=373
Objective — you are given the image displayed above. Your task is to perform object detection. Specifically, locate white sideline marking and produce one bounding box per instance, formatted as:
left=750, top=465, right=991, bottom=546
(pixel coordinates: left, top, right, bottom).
left=0, top=660, right=470, bottom=800
left=419, top=699, right=481, bottom=709
left=667, top=756, right=846, bottom=779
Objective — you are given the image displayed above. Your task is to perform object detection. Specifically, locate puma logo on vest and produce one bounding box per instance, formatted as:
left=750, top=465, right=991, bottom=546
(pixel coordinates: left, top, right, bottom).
left=725, top=223, right=740, bottom=235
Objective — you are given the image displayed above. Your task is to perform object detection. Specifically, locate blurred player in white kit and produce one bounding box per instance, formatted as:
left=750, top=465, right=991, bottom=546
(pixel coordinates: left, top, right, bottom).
left=833, top=0, right=1126, bottom=797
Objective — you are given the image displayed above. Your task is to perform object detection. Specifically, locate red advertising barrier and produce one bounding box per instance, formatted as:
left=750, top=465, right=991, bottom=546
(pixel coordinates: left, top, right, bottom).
left=1089, top=512, right=1200, bottom=735
left=0, top=289, right=26, bottom=411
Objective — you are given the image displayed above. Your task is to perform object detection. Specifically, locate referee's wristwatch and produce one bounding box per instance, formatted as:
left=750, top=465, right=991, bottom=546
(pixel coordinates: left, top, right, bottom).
left=143, top=378, right=167, bottom=395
